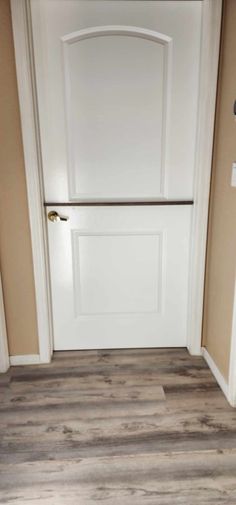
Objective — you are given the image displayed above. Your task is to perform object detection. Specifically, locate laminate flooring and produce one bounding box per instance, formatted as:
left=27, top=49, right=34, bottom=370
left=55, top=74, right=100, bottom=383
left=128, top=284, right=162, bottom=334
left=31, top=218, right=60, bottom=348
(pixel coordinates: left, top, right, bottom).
left=0, top=348, right=236, bottom=504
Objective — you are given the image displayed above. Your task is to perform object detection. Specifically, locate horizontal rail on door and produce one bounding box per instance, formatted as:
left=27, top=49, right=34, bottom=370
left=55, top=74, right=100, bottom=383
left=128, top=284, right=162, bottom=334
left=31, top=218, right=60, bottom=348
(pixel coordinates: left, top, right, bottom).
left=44, top=200, right=194, bottom=207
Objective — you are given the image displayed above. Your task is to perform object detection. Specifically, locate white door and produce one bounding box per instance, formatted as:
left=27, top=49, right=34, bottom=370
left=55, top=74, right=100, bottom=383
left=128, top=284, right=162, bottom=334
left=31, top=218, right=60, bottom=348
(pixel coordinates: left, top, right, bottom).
left=31, top=0, right=202, bottom=350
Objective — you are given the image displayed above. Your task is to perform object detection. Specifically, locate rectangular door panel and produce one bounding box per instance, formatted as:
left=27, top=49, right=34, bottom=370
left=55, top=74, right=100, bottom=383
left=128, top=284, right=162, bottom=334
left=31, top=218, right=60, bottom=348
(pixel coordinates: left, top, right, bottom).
left=47, top=206, right=192, bottom=349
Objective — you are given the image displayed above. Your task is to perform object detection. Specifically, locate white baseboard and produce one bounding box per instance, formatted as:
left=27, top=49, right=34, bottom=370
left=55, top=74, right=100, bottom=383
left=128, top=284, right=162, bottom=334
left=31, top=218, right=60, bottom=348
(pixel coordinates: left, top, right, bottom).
left=10, top=354, right=41, bottom=366
left=228, top=281, right=236, bottom=407
left=0, top=274, right=10, bottom=373
left=201, top=347, right=230, bottom=402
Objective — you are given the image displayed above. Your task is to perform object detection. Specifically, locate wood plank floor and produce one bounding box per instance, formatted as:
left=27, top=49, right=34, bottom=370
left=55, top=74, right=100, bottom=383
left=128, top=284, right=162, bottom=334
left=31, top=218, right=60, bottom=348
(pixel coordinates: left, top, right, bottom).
left=0, top=348, right=236, bottom=504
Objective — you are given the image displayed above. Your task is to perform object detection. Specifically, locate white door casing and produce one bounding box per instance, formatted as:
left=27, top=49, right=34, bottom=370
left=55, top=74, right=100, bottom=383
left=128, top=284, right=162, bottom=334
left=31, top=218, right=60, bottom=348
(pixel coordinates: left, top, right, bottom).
left=10, top=1, right=222, bottom=359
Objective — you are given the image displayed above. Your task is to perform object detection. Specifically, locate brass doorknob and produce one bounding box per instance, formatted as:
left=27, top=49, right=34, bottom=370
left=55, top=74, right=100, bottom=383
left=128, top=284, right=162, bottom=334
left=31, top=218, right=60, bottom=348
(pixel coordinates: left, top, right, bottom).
left=48, top=211, right=69, bottom=222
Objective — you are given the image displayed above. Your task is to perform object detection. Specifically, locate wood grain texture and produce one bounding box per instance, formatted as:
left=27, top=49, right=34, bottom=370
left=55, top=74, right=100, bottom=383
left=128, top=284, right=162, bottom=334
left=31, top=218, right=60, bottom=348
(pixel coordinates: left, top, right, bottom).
left=0, top=349, right=235, bottom=504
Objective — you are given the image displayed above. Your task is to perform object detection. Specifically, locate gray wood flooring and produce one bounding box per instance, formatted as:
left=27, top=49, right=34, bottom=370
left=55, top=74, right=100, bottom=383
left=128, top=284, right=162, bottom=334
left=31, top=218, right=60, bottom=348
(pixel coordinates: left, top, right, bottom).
left=0, top=348, right=236, bottom=504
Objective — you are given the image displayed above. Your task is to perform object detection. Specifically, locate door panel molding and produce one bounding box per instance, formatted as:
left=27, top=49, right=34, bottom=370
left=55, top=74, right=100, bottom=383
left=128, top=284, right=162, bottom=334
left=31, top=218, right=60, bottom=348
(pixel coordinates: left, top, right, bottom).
left=71, top=229, right=163, bottom=317
left=9, top=1, right=222, bottom=362
left=62, top=25, right=172, bottom=44
left=62, top=25, right=172, bottom=200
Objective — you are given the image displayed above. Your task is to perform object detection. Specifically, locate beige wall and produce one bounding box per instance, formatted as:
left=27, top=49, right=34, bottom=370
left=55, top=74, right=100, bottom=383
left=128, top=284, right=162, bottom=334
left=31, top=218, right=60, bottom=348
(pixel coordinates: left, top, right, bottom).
left=202, top=0, right=236, bottom=380
left=0, top=0, right=39, bottom=355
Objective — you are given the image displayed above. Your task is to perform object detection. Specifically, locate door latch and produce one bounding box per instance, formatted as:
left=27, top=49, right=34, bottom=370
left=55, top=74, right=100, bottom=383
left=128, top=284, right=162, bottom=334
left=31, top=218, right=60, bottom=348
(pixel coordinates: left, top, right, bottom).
left=48, top=211, right=69, bottom=222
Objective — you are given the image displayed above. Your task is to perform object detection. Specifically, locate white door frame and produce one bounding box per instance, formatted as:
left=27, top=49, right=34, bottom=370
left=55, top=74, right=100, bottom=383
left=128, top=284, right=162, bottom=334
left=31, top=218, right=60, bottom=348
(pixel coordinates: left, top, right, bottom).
left=8, top=0, right=222, bottom=361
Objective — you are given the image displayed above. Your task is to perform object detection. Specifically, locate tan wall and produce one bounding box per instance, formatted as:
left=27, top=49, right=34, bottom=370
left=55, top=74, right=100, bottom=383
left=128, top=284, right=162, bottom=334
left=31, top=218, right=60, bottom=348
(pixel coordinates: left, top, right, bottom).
left=202, top=0, right=236, bottom=380
left=0, top=0, right=39, bottom=355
